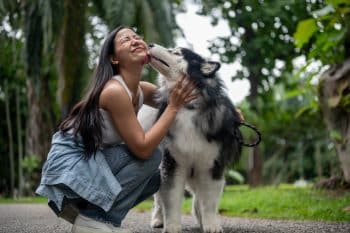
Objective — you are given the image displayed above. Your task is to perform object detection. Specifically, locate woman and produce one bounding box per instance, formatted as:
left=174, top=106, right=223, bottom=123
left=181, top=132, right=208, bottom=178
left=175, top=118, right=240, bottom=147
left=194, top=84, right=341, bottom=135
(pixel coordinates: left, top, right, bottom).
left=36, top=26, right=198, bottom=233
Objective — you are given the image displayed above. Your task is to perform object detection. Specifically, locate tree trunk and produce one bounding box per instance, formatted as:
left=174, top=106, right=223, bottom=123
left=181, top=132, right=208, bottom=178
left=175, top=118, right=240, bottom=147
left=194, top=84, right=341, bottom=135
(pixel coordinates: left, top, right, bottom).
left=16, top=86, right=24, bottom=197
left=5, top=80, right=15, bottom=198
left=57, top=0, right=87, bottom=118
left=314, top=142, right=323, bottom=178
left=24, top=1, right=53, bottom=161
left=247, top=73, right=263, bottom=187
left=248, top=145, right=262, bottom=186
left=318, top=58, right=350, bottom=183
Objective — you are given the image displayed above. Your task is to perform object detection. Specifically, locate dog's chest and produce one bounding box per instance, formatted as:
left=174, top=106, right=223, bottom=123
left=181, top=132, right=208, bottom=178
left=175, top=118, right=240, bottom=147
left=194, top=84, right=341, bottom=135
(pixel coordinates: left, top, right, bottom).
left=167, top=109, right=220, bottom=168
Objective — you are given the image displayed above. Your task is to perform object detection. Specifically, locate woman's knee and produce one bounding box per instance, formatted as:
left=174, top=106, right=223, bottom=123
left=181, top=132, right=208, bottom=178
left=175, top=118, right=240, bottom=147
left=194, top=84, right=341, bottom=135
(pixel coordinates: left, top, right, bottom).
left=144, top=148, right=162, bottom=172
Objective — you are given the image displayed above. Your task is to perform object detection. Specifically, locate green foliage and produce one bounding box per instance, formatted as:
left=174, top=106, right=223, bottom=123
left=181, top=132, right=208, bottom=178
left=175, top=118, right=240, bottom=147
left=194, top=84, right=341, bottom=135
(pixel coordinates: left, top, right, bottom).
left=198, top=0, right=322, bottom=85
left=294, top=18, right=318, bottom=48
left=235, top=67, right=337, bottom=183
left=330, top=130, right=343, bottom=142
left=0, top=25, right=26, bottom=195
left=193, top=0, right=341, bottom=184
left=294, top=0, right=350, bottom=63
left=22, top=156, right=40, bottom=175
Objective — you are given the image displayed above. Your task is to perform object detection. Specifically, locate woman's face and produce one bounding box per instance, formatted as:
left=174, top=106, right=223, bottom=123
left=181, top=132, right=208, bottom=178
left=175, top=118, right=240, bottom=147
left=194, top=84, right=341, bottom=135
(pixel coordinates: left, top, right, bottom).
left=112, top=28, right=149, bottom=67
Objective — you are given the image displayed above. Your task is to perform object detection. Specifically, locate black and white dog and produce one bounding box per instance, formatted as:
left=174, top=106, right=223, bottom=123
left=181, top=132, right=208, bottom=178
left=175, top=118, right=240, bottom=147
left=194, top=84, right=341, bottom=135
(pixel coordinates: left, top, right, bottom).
left=138, top=44, right=244, bottom=233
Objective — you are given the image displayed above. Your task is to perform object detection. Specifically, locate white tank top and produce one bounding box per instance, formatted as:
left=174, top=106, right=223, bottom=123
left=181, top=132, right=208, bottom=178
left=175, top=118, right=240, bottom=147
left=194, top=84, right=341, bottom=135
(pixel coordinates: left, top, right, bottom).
left=100, top=75, right=144, bottom=146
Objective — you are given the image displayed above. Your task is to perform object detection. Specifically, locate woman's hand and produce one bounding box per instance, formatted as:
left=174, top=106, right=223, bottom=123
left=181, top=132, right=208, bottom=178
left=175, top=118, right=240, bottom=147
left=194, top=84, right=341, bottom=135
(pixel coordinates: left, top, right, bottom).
left=236, top=108, right=245, bottom=123
left=168, top=75, right=198, bottom=111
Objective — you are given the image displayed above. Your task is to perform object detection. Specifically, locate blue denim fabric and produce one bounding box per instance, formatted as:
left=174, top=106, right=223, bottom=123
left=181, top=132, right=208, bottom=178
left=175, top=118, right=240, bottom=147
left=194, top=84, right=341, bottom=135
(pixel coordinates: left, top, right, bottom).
left=80, top=144, right=161, bottom=226
left=36, top=131, right=161, bottom=226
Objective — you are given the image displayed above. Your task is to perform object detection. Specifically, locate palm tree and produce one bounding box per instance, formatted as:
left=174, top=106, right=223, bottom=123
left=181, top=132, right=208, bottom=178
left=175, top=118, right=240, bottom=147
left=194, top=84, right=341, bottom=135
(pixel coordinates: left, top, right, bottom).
left=2, top=0, right=180, bottom=162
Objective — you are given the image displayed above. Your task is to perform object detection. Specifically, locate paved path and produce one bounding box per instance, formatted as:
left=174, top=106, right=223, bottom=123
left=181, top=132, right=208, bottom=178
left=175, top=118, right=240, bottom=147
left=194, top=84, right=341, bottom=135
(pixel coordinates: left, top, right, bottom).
left=1, top=204, right=349, bottom=233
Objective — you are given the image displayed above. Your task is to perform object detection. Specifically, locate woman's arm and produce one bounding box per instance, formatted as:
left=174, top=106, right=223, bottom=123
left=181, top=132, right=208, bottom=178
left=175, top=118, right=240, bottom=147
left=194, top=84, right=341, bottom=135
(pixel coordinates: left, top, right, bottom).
left=140, top=81, right=158, bottom=108
left=100, top=76, right=196, bottom=159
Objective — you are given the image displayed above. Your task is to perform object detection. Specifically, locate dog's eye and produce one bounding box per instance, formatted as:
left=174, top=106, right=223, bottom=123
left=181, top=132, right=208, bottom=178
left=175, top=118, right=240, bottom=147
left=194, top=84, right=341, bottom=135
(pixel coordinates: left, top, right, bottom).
left=173, top=51, right=182, bottom=56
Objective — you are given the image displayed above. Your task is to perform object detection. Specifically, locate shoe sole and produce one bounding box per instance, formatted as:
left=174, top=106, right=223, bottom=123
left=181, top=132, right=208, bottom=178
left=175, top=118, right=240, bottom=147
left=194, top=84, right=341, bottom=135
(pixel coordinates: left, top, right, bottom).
left=72, top=225, right=111, bottom=233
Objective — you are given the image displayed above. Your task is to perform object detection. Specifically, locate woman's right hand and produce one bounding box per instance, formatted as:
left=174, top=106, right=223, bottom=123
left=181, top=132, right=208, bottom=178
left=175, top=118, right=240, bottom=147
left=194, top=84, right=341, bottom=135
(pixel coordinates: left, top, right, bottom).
left=168, top=75, right=199, bottom=111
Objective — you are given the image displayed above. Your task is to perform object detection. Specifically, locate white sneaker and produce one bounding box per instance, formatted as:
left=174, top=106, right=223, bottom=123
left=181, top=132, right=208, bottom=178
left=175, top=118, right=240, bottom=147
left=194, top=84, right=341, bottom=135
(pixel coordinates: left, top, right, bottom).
left=71, top=214, right=131, bottom=233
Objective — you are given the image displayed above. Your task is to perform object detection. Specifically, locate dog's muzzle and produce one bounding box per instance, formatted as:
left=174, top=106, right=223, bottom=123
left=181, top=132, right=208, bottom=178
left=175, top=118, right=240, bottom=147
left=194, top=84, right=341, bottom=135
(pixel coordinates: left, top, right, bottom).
left=150, top=55, right=170, bottom=67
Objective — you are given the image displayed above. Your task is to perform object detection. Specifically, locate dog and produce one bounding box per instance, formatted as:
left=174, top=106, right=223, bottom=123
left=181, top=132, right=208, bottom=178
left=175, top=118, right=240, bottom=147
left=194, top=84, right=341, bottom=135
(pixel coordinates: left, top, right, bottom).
left=138, top=44, right=243, bottom=233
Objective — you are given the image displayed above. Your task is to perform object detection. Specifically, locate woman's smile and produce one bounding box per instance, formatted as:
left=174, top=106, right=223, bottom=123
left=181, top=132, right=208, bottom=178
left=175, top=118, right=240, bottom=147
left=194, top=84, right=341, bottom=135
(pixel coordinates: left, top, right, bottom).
left=131, top=46, right=147, bottom=53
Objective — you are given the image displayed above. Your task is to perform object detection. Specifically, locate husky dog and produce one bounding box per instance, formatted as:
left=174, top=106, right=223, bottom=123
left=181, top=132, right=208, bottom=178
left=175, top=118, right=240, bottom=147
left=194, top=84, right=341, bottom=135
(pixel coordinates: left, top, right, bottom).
left=138, top=44, right=243, bottom=233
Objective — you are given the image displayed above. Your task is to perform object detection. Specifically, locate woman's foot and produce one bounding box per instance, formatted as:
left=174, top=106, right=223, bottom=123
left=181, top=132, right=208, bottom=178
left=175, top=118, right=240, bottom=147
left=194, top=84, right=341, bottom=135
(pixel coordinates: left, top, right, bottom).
left=71, top=214, right=131, bottom=233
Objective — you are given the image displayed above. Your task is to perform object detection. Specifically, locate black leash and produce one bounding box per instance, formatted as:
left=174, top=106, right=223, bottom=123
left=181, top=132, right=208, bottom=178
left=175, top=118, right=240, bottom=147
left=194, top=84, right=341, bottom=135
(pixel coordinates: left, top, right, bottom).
left=238, top=122, right=262, bottom=147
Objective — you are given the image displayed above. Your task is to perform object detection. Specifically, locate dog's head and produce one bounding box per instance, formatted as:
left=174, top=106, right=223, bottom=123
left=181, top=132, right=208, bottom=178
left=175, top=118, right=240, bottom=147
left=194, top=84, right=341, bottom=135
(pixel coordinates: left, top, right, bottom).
left=148, top=44, right=221, bottom=86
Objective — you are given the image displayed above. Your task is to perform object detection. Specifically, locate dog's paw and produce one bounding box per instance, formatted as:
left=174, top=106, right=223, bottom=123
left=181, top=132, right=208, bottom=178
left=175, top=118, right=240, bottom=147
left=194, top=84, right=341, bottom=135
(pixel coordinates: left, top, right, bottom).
left=202, top=223, right=223, bottom=233
left=151, top=217, right=163, bottom=228
left=162, top=224, right=182, bottom=233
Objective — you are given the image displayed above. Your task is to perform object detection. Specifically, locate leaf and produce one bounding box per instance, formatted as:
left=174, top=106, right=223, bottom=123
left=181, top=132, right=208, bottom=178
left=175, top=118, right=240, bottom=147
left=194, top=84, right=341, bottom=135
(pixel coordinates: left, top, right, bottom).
left=283, top=89, right=304, bottom=100
left=227, top=170, right=245, bottom=184
left=295, top=106, right=312, bottom=118
left=330, top=130, right=342, bottom=142
left=294, top=19, right=318, bottom=48
left=312, top=5, right=335, bottom=17
left=326, top=0, right=350, bottom=7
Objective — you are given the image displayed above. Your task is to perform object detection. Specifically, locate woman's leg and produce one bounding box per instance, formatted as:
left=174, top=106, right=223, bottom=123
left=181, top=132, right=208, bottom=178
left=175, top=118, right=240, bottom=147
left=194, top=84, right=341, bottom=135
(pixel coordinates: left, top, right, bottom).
left=132, top=171, right=160, bottom=207
left=80, top=145, right=162, bottom=226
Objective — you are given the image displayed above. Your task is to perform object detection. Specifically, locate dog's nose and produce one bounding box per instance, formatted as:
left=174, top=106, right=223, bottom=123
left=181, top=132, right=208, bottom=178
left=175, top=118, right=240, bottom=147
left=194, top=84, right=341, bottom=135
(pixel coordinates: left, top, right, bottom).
left=148, top=43, right=154, bottom=48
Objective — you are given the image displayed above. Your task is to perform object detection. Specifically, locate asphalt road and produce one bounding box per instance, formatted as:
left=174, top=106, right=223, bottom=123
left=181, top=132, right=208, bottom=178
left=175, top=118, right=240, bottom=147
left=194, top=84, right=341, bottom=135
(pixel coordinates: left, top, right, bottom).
left=1, top=204, right=349, bottom=233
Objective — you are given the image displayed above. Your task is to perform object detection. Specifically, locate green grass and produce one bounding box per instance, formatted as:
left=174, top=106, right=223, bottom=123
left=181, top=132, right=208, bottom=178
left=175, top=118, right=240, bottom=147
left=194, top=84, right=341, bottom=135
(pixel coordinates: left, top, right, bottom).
left=0, top=196, right=47, bottom=204
left=1, top=185, right=349, bottom=221
left=135, top=184, right=350, bottom=222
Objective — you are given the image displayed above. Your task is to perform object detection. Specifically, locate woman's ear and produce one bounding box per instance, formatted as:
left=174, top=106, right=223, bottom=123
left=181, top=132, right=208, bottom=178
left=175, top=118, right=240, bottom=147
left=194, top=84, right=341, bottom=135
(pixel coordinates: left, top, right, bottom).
left=110, top=55, right=119, bottom=65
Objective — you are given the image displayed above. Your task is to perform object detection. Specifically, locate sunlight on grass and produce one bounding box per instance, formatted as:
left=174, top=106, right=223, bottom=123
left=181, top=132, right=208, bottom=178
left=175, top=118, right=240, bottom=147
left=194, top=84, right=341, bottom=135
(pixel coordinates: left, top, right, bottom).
left=134, top=185, right=350, bottom=222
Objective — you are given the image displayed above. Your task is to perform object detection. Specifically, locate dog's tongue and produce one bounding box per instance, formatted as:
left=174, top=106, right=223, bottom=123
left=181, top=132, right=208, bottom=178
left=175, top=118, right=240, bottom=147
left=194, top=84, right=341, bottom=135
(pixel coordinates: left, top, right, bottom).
left=141, top=51, right=151, bottom=65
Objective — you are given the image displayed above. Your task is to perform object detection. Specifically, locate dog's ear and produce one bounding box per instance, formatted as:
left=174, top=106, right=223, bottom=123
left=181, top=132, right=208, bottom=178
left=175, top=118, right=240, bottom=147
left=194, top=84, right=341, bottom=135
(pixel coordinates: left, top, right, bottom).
left=200, top=61, right=221, bottom=76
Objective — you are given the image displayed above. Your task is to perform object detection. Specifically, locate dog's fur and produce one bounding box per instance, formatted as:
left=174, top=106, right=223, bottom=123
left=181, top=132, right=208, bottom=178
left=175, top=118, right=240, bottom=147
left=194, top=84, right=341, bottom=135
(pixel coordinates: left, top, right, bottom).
left=138, top=44, right=243, bottom=233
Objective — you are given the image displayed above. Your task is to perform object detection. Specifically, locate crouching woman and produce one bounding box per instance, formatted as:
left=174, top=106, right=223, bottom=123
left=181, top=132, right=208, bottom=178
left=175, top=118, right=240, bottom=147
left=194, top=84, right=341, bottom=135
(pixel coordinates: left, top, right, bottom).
left=36, top=26, right=197, bottom=233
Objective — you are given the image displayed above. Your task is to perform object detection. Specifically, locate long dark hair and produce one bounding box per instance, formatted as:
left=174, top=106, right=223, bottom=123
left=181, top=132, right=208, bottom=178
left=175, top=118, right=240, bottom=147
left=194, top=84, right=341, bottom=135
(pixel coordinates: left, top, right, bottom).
left=59, top=26, right=130, bottom=158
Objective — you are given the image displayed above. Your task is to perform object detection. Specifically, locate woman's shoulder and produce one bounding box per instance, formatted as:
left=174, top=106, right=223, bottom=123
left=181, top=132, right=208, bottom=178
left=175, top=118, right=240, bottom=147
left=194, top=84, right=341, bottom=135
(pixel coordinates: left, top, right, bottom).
left=99, top=79, right=130, bottom=109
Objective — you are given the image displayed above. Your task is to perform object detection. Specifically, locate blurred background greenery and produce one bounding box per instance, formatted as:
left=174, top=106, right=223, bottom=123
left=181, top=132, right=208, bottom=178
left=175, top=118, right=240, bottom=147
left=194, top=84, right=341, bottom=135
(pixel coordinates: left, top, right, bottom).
left=0, top=0, right=349, bottom=199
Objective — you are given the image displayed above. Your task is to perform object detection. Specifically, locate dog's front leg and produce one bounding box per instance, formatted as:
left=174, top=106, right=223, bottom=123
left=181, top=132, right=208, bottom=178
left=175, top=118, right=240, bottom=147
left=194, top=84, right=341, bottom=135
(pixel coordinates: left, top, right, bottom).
left=194, top=174, right=225, bottom=233
left=151, top=192, right=163, bottom=228
left=159, top=167, right=186, bottom=233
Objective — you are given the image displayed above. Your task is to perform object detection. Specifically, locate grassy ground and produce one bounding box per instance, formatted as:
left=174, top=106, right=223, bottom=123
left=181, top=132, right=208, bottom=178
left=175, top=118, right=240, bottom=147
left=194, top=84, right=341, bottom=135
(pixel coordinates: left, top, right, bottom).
left=1, top=185, right=349, bottom=221
left=135, top=184, right=350, bottom=222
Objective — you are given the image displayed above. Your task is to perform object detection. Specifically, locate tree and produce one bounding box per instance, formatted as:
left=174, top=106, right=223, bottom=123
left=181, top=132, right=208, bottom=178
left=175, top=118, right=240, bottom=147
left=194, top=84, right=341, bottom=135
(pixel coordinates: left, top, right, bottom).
left=4, top=80, right=15, bottom=197
left=294, top=0, right=350, bottom=183
left=0, top=0, right=181, bottom=196
left=57, top=0, right=87, bottom=117
left=23, top=0, right=57, bottom=161
left=0, top=8, right=27, bottom=195
left=196, top=0, right=322, bottom=186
